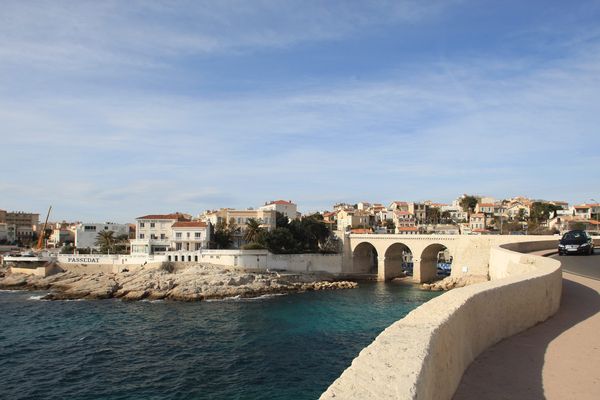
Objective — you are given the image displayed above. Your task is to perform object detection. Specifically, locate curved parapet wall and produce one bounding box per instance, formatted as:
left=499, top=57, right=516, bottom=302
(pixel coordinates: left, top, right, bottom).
left=320, top=240, right=562, bottom=400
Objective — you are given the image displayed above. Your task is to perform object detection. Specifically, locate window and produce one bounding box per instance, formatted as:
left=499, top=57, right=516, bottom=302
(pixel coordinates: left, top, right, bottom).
left=151, top=234, right=156, bottom=239
left=176, top=232, right=182, bottom=238
left=186, top=232, right=190, bottom=238
left=140, top=222, right=145, bottom=228
left=84, top=226, right=96, bottom=231
left=195, top=232, right=201, bottom=238
left=140, top=234, right=145, bottom=239
left=176, top=243, right=182, bottom=250
left=150, top=222, right=155, bottom=228
left=160, top=234, right=165, bottom=240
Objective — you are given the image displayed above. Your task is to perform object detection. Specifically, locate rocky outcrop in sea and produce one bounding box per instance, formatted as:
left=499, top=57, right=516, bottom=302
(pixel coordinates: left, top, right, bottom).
left=0, top=264, right=357, bottom=301
left=421, top=275, right=488, bottom=291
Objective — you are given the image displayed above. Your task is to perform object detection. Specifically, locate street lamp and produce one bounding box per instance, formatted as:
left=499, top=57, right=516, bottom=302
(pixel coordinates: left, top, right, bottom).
left=592, top=199, right=599, bottom=234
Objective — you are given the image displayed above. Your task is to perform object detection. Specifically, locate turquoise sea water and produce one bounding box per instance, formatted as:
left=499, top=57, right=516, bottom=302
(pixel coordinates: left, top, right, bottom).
left=0, top=283, right=440, bottom=400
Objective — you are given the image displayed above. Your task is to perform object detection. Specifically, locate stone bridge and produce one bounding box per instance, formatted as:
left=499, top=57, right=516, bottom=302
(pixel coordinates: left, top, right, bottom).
left=342, top=234, right=558, bottom=283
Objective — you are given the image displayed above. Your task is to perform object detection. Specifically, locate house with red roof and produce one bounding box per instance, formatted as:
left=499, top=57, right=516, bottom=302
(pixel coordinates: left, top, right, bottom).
left=131, top=213, right=190, bottom=254
left=259, top=200, right=298, bottom=220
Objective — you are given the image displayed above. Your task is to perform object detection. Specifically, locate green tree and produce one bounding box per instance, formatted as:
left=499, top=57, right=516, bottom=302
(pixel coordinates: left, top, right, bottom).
left=300, top=215, right=330, bottom=252
left=441, top=210, right=452, bottom=223
left=95, top=230, right=116, bottom=253
left=427, top=207, right=440, bottom=224
left=459, top=195, right=479, bottom=213
left=212, top=218, right=236, bottom=249
left=114, top=234, right=130, bottom=254
left=264, top=227, right=297, bottom=254
left=530, top=202, right=560, bottom=223
left=243, top=218, right=265, bottom=244
left=275, top=211, right=289, bottom=228
left=60, top=244, right=75, bottom=254
left=384, top=219, right=395, bottom=231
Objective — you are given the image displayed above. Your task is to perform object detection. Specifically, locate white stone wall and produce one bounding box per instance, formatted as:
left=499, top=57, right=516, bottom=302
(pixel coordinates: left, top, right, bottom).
left=164, top=250, right=342, bottom=273
left=320, top=238, right=562, bottom=400
left=267, top=254, right=342, bottom=273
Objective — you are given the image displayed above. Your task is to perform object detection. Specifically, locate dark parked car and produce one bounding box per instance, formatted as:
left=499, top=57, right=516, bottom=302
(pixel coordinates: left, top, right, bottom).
left=558, top=230, right=595, bottom=255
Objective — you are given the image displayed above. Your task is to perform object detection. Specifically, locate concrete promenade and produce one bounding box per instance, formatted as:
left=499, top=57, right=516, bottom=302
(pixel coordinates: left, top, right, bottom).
left=454, top=253, right=600, bottom=399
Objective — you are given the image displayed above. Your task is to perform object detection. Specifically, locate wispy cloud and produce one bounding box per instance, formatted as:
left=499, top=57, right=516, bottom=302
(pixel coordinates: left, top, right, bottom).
left=0, top=0, right=452, bottom=73
left=1, top=1, right=599, bottom=220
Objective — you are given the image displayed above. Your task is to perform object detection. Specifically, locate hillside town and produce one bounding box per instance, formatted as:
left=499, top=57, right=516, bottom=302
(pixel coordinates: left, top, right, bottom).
left=1, top=195, right=599, bottom=255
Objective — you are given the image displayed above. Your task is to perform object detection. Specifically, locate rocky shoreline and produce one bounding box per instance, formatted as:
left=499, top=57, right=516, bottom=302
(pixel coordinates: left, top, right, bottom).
left=421, top=274, right=488, bottom=291
left=0, top=263, right=357, bottom=301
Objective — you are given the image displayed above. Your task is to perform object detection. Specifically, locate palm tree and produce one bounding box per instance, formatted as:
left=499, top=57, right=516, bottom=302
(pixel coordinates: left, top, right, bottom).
left=244, top=218, right=264, bottom=243
left=95, top=230, right=116, bottom=253
left=114, top=234, right=130, bottom=254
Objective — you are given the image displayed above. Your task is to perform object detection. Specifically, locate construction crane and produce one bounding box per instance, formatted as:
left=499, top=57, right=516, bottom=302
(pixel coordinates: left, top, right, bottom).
left=36, top=206, right=52, bottom=250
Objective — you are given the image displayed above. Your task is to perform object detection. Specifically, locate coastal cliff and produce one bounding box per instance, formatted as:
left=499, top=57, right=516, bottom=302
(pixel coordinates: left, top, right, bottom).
left=0, top=263, right=357, bottom=301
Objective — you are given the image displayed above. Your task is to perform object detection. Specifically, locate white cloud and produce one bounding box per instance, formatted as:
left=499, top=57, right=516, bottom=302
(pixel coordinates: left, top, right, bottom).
left=0, top=0, right=452, bottom=72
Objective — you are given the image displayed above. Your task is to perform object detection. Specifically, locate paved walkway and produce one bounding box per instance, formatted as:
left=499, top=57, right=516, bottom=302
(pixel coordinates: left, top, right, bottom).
left=454, top=271, right=600, bottom=399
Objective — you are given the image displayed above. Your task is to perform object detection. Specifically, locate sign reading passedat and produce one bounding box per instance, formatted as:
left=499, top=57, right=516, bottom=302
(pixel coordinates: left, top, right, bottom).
left=66, top=257, right=101, bottom=263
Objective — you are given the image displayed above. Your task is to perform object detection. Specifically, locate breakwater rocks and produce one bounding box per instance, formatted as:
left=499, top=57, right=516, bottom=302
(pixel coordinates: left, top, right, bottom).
left=421, top=274, right=488, bottom=291
left=0, top=264, right=357, bottom=301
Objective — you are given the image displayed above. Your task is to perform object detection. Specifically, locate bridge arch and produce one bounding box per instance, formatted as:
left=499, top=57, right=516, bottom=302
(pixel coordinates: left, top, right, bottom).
left=382, top=242, right=413, bottom=281
left=352, top=241, right=378, bottom=275
left=418, top=243, right=452, bottom=283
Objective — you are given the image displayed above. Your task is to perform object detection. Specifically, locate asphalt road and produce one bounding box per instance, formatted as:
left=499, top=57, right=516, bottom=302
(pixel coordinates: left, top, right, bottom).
left=552, top=249, right=600, bottom=280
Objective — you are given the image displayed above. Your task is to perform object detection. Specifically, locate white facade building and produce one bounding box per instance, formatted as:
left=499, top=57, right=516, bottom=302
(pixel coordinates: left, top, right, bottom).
left=75, top=222, right=130, bottom=250
left=132, top=213, right=188, bottom=254
left=171, top=221, right=210, bottom=251
left=259, top=200, right=298, bottom=220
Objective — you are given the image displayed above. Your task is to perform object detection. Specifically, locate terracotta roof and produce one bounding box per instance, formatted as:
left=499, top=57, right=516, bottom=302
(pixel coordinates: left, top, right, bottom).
left=137, top=213, right=189, bottom=220
left=392, top=201, right=408, bottom=206
left=172, top=221, right=207, bottom=228
left=266, top=200, right=295, bottom=205
left=471, top=213, right=485, bottom=217
left=351, top=228, right=372, bottom=234
left=574, top=205, right=592, bottom=209
left=397, top=226, right=418, bottom=231
left=479, top=203, right=495, bottom=207
left=395, top=211, right=413, bottom=215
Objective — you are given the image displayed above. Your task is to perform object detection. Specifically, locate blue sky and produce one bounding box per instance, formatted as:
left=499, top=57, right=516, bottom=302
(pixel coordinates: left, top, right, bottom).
left=1, top=0, right=599, bottom=222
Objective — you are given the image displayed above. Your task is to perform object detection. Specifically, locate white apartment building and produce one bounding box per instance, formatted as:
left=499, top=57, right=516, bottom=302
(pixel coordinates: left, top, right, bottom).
left=132, top=213, right=189, bottom=254
left=505, top=202, right=530, bottom=219
left=171, top=221, right=210, bottom=251
left=441, top=205, right=468, bottom=223
left=573, top=204, right=599, bottom=220
left=259, top=200, right=298, bottom=220
left=357, top=202, right=371, bottom=211
left=469, top=213, right=486, bottom=231
left=337, top=209, right=370, bottom=232
left=392, top=211, right=416, bottom=229
left=388, top=201, right=410, bottom=212
left=202, top=209, right=277, bottom=232
left=74, top=222, right=130, bottom=250
left=48, top=228, right=74, bottom=247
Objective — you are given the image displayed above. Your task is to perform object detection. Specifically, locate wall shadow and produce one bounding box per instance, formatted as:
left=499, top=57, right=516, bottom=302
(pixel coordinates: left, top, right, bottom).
left=453, top=276, right=600, bottom=400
